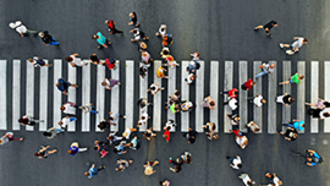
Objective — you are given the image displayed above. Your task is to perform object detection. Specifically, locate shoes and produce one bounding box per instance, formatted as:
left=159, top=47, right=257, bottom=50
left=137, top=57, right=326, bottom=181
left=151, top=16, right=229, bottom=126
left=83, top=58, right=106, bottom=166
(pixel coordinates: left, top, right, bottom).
left=279, top=43, right=284, bottom=48
left=253, top=27, right=258, bottom=31
left=226, top=156, right=230, bottom=159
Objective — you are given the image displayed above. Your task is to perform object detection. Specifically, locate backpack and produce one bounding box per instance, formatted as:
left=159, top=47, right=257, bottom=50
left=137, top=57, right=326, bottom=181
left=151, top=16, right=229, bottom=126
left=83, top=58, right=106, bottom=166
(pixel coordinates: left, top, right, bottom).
left=108, top=20, right=114, bottom=29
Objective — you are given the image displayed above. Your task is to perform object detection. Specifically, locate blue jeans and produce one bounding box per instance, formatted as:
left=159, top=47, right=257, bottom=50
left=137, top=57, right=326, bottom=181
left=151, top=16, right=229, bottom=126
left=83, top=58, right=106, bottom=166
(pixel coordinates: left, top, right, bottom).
left=90, top=105, right=98, bottom=114
left=49, top=38, right=59, bottom=45
left=56, top=128, right=64, bottom=132
left=69, top=117, right=77, bottom=122
left=255, top=71, right=268, bottom=78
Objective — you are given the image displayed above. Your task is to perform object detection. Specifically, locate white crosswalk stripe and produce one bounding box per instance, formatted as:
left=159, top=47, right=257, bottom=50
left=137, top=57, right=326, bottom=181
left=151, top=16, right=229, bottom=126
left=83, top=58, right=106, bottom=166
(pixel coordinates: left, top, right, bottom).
left=139, top=62, right=148, bottom=132
left=2, top=59, right=330, bottom=134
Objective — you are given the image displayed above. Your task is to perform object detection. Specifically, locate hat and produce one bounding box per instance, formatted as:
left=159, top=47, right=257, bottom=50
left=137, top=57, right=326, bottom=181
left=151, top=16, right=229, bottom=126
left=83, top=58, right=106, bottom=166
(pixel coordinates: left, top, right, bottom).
left=9, top=22, right=16, bottom=29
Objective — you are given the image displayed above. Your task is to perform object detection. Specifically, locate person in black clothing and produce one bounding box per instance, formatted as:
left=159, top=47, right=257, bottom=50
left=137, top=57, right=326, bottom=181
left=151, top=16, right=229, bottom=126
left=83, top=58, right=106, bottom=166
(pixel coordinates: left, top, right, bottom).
left=128, top=12, right=139, bottom=26
left=169, top=158, right=183, bottom=173
left=97, top=119, right=111, bottom=132
left=38, top=31, right=59, bottom=45
left=137, top=98, right=152, bottom=109
left=183, top=128, right=197, bottom=144
left=130, top=28, right=149, bottom=42
left=307, top=108, right=330, bottom=120
left=280, top=127, right=298, bottom=141
left=254, top=20, right=278, bottom=37
left=105, top=20, right=123, bottom=34
left=89, top=53, right=101, bottom=65
left=276, top=93, right=296, bottom=106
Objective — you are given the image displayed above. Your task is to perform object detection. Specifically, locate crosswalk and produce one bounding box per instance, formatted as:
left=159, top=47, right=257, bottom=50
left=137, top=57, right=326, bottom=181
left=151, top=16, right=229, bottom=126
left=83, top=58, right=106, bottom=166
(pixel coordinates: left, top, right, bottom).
left=1, top=59, right=330, bottom=134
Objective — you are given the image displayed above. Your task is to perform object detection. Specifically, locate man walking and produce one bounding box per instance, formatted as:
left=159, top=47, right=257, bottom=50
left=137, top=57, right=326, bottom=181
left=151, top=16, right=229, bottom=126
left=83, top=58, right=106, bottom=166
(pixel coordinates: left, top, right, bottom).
left=105, top=20, right=123, bottom=34
left=93, top=31, right=111, bottom=49
left=39, top=31, right=59, bottom=46
left=9, top=21, right=37, bottom=37
left=254, top=20, right=278, bottom=37
left=84, top=163, right=106, bottom=179
left=255, top=63, right=275, bottom=78
left=279, top=37, right=308, bottom=55
left=55, top=78, right=78, bottom=95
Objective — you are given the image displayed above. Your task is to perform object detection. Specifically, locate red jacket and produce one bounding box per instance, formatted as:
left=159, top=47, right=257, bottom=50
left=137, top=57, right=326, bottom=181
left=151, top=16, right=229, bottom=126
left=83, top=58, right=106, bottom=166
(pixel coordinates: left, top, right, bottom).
left=228, top=88, right=238, bottom=99
left=164, top=130, right=171, bottom=142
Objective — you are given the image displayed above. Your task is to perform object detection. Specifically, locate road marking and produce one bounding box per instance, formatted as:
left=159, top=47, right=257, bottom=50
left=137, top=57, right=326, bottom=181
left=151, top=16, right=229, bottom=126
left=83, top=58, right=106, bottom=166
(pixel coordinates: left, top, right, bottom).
left=81, top=61, right=90, bottom=132
left=282, top=61, right=291, bottom=131
left=0, top=60, right=6, bottom=130
left=96, top=65, right=105, bottom=132
left=310, top=61, right=319, bottom=133
left=39, top=60, right=48, bottom=131
left=210, top=61, right=219, bottom=132
left=25, top=60, right=34, bottom=131
left=267, top=61, right=277, bottom=134
left=239, top=61, right=248, bottom=132
left=53, top=60, right=62, bottom=129
left=181, top=61, right=190, bottom=132
left=167, top=62, right=176, bottom=132
left=12, top=60, right=21, bottom=131
left=253, top=61, right=262, bottom=133
left=67, top=63, right=77, bottom=132
left=224, top=61, right=233, bottom=133
left=297, top=61, right=306, bottom=133
left=196, top=61, right=205, bottom=133
left=139, top=62, right=148, bottom=132
left=125, top=60, right=134, bottom=129
left=324, top=61, right=330, bottom=133
left=111, top=61, right=120, bottom=132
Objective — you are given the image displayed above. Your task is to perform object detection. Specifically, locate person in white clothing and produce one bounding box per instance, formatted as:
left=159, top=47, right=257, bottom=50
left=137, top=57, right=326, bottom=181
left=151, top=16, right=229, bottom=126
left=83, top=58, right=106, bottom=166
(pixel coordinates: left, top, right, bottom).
left=109, top=111, right=126, bottom=125
left=122, top=127, right=137, bottom=139
left=226, top=155, right=242, bottom=169
left=147, top=83, right=165, bottom=95
left=79, top=103, right=98, bottom=114
left=190, top=52, right=200, bottom=61
left=107, top=132, right=123, bottom=145
left=163, top=120, right=177, bottom=131
left=141, top=51, right=153, bottom=64
left=58, top=115, right=77, bottom=130
left=65, top=53, right=88, bottom=67
left=279, top=37, right=308, bottom=55
left=245, top=121, right=260, bottom=133
left=155, top=24, right=167, bottom=37
left=248, top=95, right=266, bottom=108
left=60, top=102, right=76, bottom=115
left=185, top=73, right=198, bottom=85
left=255, top=63, right=275, bottom=78
left=9, top=20, right=37, bottom=37
left=238, top=173, right=256, bottom=186
left=28, top=57, right=52, bottom=67
left=236, top=135, right=248, bottom=149
left=137, top=111, right=150, bottom=129
left=264, top=172, right=283, bottom=186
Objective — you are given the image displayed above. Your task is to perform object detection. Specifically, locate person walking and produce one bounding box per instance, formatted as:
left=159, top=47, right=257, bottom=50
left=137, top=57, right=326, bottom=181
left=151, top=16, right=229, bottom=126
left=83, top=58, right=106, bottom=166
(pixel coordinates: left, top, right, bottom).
left=306, top=98, right=330, bottom=109
left=144, top=127, right=157, bottom=141
left=97, top=119, right=112, bottom=132
left=89, top=53, right=101, bottom=65
left=28, top=57, right=52, bottom=67
left=103, top=58, right=119, bottom=70
left=147, top=83, right=165, bottom=95
left=128, top=12, right=140, bottom=26
left=223, top=98, right=238, bottom=114
left=254, top=20, right=278, bottom=37
left=181, top=100, right=194, bottom=112
left=105, top=20, right=123, bottom=34
left=68, top=142, right=88, bottom=156
left=159, top=180, right=171, bottom=186
left=65, top=53, right=88, bottom=67
left=163, top=127, right=171, bottom=143
left=186, top=60, right=200, bottom=73
left=34, top=145, right=57, bottom=159
left=227, top=114, right=241, bottom=129
left=109, top=111, right=126, bottom=125
left=163, top=120, right=177, bottom=131
left=191, top=52, right=200, bottom=61
left=84, top=163, right=106, bottom=179
left=183, top=128, right=197, bottom=144
left=201, top=96, right=216, bottom=110
left=291, top=149, right=324, bottom=167
left=18, top=115, right=44, bottom=127
left=101, top=78, right=120, bottom=90
left=128, top=136, right=139, bottom=150
left=236, top=135, right=248, bottom=149
left=238, top=173, right=256, bottom=186
left=39, top=31, right=59, bottom=46
left=226, top=155, right=242, bottom=169
left=185, top=73, right=198, bottom=85
left=0, top=132, right=24, bottom=145
left=116, top=159, right=133, bottom=172
left=139, top=65, right=148, bottom=78
left=58, top=115, right=77, bottom=130
left=93, top=141, right=108, bottom=158
left=282, top=119, right=305, bottom=132
left=245, top=121, right=260, bottom=133
left=181, top=151, right=192, bottom=164
left=255, top=62, right=275, bottom=78
left=60, top=102, right=76, bottom=116
left=144, top=160, right=159, bottom=176
left=164, top=55, right=179, bottom=68
left=79, top=103, right=98, bottom=114
left=114, top=142, right=127, bottom=155
left=248, top=94, right=267, bottom=108
left=9, top=21, right=37, bottom=37
left=307, top=107, right=330, bottom=120
left=279, top=72, right=304, bottom=85
left=155, top=24, right=167, bottom=37
left=157, top=66, right=168, bottom=79
left=264, top=172, right=283, bottom=186
left=220, top=88, right=238, bottom=99
left=241, top=79, right=256, bottom=91
left=107, top=131, right=123, bottom=145
left=137, top=98, right=152, bottom=109
left=169, top=158, right=183, bottom=173
left=140, top=50, right=153, bottom=64
left=122, top=127, right=137, bottom=140
left=43, top=127, right=64, bottom=139
left=137, top=111, right=150, bottom=129
left=279, top=37, right=308, bottom=55
left=276, top=93, right=295, bottom=106
left=55, top=78, right=78, bottom=96
left=130, top=28, right=149, bottom=42
left=93, top=31, right=111, bottom=49
left=280, top=127, right=298, bottom=141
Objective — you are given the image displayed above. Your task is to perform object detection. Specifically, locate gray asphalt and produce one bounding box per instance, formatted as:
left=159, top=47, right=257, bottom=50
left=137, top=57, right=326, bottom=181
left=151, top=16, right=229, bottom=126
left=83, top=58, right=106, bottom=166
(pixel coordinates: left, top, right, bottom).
left=0, top=0, right=330, bottom=186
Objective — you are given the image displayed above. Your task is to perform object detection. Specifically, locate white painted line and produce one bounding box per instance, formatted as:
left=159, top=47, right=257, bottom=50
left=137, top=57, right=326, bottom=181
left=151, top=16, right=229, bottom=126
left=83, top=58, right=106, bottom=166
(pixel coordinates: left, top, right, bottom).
left=297, top=61, right=306, bottom=133
left=324, top=61, right=330, bottom=133
left=253, top=61, right=262, bottom=133
left=111, top=61, right=120, bottom=132
left=267, top=61, right=277, bottom=134
left=195, top=61, right=205, bottom=133
left=210, top=61, right=219, bottom=132
left=139, top=62, right=148, bottom=132
left=153, top=60, right=162, bottom=131
left=96, top=65, right=105, bottom=132
left=224, top=61, right=233, bottom=133
left=12, top=60, right=21, bottom=131
left=125, top=60, right=134, bottom=129
left=39, top=60, right=48, bottom=131
left=310, top=61, right=319, bottom=133
left=53, top=60, right=62, bottom=128
left=67, top=63, right=77, bottom=132
left=26, top=60, right=34, bottom=131
left=0, top=60, right=6, bottom=130
left=181, top=61, right=190, bottom=132
left=239, top=61, right=248, bottom=132
left=167, top=62, right=176, bottom=132
left=282, top=61, right=291, bottom=131
left=81, top=60, right=90, bottom=132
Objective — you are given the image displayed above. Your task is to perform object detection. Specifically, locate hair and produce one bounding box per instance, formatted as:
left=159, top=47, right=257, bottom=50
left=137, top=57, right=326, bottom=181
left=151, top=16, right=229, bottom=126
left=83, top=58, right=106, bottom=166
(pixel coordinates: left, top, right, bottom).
left=254, top=128, right=260, bottom=132
left=122, top=132, right=128, bottom=138
left=105, top=20, right=109, bottom=24
left=34, top=152, right=40, bottom=157
left=0, top=139, right=3, bottom=144
left=278, top=180, right=283, bottom=185
left=133, top=29, right=138, bottom=34
left=262, top=99, right=267, bottom=104
left=58, top=121, right=63, bottom=125
left=186, top=157, right=192, bottom=164
left=299, top=75, right=305, bottom=80
left=166, top=126, right=171, bottom=131
left=43, top=132, right=51, bottom=137
left=101, top=82, right=107, bottom=86
left=55, top=83, right=60, bottom=87
left=18, top=118, right=24, bottom=123
left=209, top=101, right=215, bottom=106
left=158, top=181, right=163, bottom=185
left=270, top=63, right=276, bottom=68
left=323, top=112, right=330, bottom=118
left=68, top=150, right=74, bottom=154
left=303, top=38, right=308, bottom=43
left=163, top=50, right=169, bottom=55
left=60, top=106, right=65, bottom=111
left=129, top=143, right=134, bottom=148
left=150, top=86, right=156, bottom=91
left=252, top=81, right=257, bottom=85
left=195, top=52, right=200, bottom=57
left=236, top=117, right=241, bottom=121
left=28, top=58, right=33, bottom=63
left=84, top=172, right=89, bottom=177
left=38, top=32, right=44, bottom=37
left=65, top=56, right=73, bottom=62
left=272, top=21, right=278, bottom=25
left=92, top=35, right=97, bottom=39
left=290, top=98, right=296, bottom=103
left=324, top=102, right=330, bottom=108
left=237, top=164, right=242, bottom=168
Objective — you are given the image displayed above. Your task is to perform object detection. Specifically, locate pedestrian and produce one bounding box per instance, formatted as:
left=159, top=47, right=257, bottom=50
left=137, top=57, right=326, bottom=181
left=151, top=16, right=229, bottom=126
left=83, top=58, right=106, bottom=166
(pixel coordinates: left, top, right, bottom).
left=220, top=88, right=239, bottom=99
left=227, top=114, right=241, bottom=129
left=55, top=78, right=78, bottom=96
left=226, top=155, right=242, bottom=169
left=208, top=131, right=219, bottom=141
left=255, top=62, right=275, bottom=78
left=276, top=93, right=295, bottom=106
left=201, top=96, right=216, bottom=110
left=169, top=158, right=183, bottom=173
left=84, top=163, right=106, bottom=179
left=137, top=111, right=150, bottom=129
left=122, top=127, right=137, bottom=140
left=155, top=24, right=167, bottom=37
left=163, top=120, right=177, bottom=131
left=264, top=172, right=283, bottom=186
left=89, top=53, right=101, bottom=65
left=166, top=102, right=181, bottom=114
left=34, top=145, right=57, bottom=159
left=58, top=115, right=77, bottom=130
left=18, top=115, right=44, bottom=126
left=236, top=135, right=248, bottom=149
left=43, top=127, right=64, bottom=139
left=223, top=98, right=238, bottom=114
left=140, top=50, right=153, bottom=64
left=138, top=41, right=148, bottom=52
left=279, top=37, right=308, bottom=55
left=181, top=152, right=192, bottom=164
left=190, top=52, right=200, bottom=61
left=160, top=48, right=171, bottom=59
left=163, top=127, right=171, bottom=143
left=94, top=141, right=108, bottom=158
left=68, top=142, right=88, bottom=156
left=164, top=55, right=179, bottom=68
left=65, top=53, right=88, bottom=67
left=279, top=72, right=304, bottom=85
left=181, top=100, right=194, bottom=112
left=39, top=31, right=59, bottom=46
left=79, top=103, right=98, bottom=114
left=280, top=127, right=298, bottom=141
left=109, top=111, right=126, bottom=126
left=291, top=149, right=324, bottom=167
left=0, top=132, right=24, bottom=145
left=93, top=31, right=111, bottom=49
left=307, top=107, right=330, bottom=120
left=185, top=73, right=198, bottom=85
left=139, top=64, right=149, bottom=78
left=103, top=58, right=119, bottom=70
left=162, top=34, right=173, bottom=47
left=101, top=78, right=121, bottom=90
left=306, top=98, right=330, bottom=109
left=159, top=180, right=171, bottom=186
left=60, top=102, right=76, bottom=116
left=116, top=159, right=133, bottom=172
left=144, top=127, right=157, bottom=141
left=9, top=21, right=37, bottom=37
left=128, top=12, right=140, bottom=26
left=282, top=119, right=305, bottom=132
left=169, top=89, right=181, bottom=101
left=183, top=128, right=197, bottom=144
left=204, top=122, right=216, bottom=134
left=137, top=98, right=152, bottom=109
left=105, top=19, right=123, bottom=34
left=130, top=28, right=149, bottom=42
left=238, top=173, right=256, bottom=186
left=127, top=136, right=139, bottom=150
left=28, top=57, right=52, bottom=67
left=186, top=60, right=200, bottom=73
left=98, top=119, right=112, bottom=132
left=157, top=66, right=168, bottom=79
left=241, top=78, right=256, bottom=91
left=254, top=20, right=278, bottom=37
left=245, top=121, right=260, bottom=133
left=144, top=160, right=159, bottom=176
left=147, top=83, right=165, bottom=95
left=248, top=94, right=267, bottom=108
left=107, top=131, right=123, bottom=145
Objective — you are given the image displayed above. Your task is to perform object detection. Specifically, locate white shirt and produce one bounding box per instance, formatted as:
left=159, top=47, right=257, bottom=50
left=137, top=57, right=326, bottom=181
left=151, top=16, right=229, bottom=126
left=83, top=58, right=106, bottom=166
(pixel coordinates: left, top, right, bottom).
left=236, top=136, right=248, bottom=149
left=63, top=103, right=76, bottom=115
left=60, top=117, right=72, bottom=128
left=103, top=79, right=111, bottom=89
left=319, top=109, right=328, bottom=119
left=231, top=156, right=242, bottom=169
left=150, top=83, right=159, bottom=94
left=262, top=63, right=274, bottom=74
left=186, top=74, right=195, bottom=83
left=138, top=112, right=149, bottom=128
left=158, top=24, right=166, bottom=37
left=229, top=98, right=238, bottom=110
left=133, top=28, right=141, bottom=40
left=70, top=55, right=84, bottom=66
left=124, top=127, right=132, bottom=139
left=291, top=37, right=304, bottom=50
left=273, top=176, right=281, bottom=186
left=14, top=21, right=27, bottom=34
left=254, top=95, right=263, bottom=107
